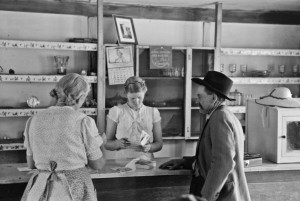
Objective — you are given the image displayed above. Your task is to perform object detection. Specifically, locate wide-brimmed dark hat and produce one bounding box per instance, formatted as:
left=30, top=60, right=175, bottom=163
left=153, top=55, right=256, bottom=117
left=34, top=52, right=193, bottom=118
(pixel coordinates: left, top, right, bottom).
left=192, top=71, right=235, bottom=101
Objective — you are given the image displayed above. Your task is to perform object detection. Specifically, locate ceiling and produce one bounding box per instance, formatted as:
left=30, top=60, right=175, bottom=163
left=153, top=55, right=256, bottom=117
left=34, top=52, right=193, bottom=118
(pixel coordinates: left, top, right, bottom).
left=103, top=0, right=300, bottom=12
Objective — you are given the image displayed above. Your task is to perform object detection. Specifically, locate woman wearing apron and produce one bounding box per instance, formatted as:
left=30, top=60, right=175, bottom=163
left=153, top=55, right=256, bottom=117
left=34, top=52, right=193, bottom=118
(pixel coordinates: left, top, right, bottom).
left=105, top=76, right=163, bottom=159
left=22, top=73, right=105, bottom=201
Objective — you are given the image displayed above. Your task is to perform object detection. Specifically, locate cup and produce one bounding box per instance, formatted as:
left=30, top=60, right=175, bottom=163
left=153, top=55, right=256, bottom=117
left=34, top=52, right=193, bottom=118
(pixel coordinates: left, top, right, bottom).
left=278, top=64, right=285, bottom=77
left=293, top=65, right=299, bottom=77
left=229, top=64, right=236, bottom=77
left=54, top=56, right=69, bottom=75
left=220, top=64, right=224, bottom=72
left=240, top=64, right=247, bottom=77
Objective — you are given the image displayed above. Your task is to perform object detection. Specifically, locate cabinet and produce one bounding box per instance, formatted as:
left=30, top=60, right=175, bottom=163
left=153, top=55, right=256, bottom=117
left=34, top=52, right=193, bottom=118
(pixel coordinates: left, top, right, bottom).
left=247, top=100, right=300, bottom=163
left=221, top=47, right=300, bottom=144
left=0, top=2, right=104, bottom=163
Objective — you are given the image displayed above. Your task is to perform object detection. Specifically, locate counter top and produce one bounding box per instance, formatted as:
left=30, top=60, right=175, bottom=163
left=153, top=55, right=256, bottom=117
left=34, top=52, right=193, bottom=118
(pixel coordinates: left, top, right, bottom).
left=1, top=158, right=300, bottom=184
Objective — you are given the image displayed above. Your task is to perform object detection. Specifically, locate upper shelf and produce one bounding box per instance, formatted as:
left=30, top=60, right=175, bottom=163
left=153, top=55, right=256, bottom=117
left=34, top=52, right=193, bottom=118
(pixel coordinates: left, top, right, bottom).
left=0, top=74, right=97, bottom=83
left=0, top=40, right=97, bottom=51
left=0, top=1, right=299, bottom=25
left=231, top=77, right=300, bottom=84
left=0, top=108, right=97, bottom=117
left=193, top=77, right=300, bottom=85
left=221, top=48, right=300, bottom=57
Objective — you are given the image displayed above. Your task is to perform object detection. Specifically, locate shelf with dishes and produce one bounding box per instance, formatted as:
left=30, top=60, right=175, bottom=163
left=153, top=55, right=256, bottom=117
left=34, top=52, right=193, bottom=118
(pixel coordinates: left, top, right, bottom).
left=191, top=106, right=246, bottom=114
left=0, top=74, right=97, bottom=83
left=221, top=48, right=300, bottom=57
left=231, top=77, right=300, bottom=84
left=0, top=39, right=97, bottom=51
left=0, top=108, right=97, bottom=117
left=193, top=76, right=300, bottom=85
left=0, top=139, right=25, bottom=151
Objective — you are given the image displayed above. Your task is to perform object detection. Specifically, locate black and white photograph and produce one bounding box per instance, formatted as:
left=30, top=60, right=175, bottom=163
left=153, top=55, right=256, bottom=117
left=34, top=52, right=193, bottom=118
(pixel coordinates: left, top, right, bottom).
left=1, top=1, right=300, bottom=201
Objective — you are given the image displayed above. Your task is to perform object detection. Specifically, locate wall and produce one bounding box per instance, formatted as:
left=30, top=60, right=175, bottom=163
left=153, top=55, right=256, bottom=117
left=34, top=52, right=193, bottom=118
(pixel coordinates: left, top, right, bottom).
left=0, top=10, right=299, bottom=161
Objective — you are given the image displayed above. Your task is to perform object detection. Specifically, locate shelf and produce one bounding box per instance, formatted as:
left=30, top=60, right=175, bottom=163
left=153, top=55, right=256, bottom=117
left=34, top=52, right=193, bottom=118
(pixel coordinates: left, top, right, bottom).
left=137, top=45, right=188, bottom=50
left=142, top=77, right=184, bottom=80
left=193, top=77, right=300, bottom=85
left=163, top=136, right=185, bottom=140
left=0, top=74, right=97, bottom=83
left=0, top=108, right=97, bottom=117
left=221, top=48, right=300, bottom=56
left=231, top=77, right=300, bottom=84
left=137, top=45, right=215, bottom=51
left=187, top=137, right=199, bottom=140
left=192, top=106, right=246, bottom=113
left=0, top=40, right=97, bottom=51
left=156, top=107, right=182, bottom=110
left=0, top=143, right=25, bottom=151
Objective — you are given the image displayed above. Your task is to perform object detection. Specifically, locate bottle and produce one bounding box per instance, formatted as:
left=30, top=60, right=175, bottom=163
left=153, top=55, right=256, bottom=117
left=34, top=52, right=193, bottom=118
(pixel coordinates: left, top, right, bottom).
left=233, top=89, right=242, bottom=106
left=181, top=67, right=185, bottom=77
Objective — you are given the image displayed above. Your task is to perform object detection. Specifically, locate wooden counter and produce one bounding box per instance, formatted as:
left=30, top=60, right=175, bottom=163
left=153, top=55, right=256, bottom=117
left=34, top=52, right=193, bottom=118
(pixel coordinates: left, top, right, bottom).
left=1, top=158, right=300, bottom=201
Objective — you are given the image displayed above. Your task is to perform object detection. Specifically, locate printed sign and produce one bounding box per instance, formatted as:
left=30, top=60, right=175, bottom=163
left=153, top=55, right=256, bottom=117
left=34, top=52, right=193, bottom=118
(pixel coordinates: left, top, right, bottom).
left=149, top=46, right=172, bottom=69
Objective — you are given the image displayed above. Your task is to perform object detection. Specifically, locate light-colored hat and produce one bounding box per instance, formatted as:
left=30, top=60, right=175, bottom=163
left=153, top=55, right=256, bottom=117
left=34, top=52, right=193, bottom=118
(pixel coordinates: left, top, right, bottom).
left=255, top=87, right=300, bottom=108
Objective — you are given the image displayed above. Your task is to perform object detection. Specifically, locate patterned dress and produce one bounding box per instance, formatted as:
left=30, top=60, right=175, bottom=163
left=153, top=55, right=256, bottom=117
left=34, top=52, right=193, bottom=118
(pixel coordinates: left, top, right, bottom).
left=22, top=106, right=103, bottom=201
left=107, top=103, right=161, bottom=159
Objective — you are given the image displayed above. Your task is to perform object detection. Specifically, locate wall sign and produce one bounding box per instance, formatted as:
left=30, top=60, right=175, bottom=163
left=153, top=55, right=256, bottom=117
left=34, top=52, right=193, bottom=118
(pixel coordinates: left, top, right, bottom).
left=149, top=46, right=172, bottom=69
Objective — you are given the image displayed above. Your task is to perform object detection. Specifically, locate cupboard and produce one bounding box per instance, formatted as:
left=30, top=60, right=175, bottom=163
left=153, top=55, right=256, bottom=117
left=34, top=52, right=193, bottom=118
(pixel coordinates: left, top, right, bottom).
left=0, top=1, right=300, bottom=161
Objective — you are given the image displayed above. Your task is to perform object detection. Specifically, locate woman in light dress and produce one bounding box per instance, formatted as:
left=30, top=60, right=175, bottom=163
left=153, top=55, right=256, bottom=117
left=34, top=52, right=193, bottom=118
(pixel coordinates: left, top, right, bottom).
left=105, top=76, right=163, bottom=159
left=22, top=73, right=105, bottom=201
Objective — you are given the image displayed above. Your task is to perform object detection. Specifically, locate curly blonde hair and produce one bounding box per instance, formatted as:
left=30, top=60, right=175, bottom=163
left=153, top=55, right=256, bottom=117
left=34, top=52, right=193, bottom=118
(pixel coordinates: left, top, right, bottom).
left=50, top=73, right=90, bottom=106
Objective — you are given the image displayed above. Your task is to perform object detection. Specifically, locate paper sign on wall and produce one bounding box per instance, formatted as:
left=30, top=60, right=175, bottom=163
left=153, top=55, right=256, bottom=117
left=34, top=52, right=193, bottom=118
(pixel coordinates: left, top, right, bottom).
left=108, top=67, right=134, bottom=85
left=149, top=46, right=172, bottom=69
left=106, top=45, right=134, bottom=85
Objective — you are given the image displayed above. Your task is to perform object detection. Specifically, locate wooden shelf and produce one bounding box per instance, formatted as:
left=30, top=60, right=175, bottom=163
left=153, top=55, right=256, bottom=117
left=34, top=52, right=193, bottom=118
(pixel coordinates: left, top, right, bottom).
left=231, top=77, right=300, bottom=84
left=192, top=106, right=246, bottom=113
left=0, top=108, right=97, bottom=117
left=137, top=45, right=215, bottom=51
left=137, top=45, right=188, bottom=50
left=156, top=107, right=182, bottom=110
left=0, top=143, right=25, bottom=151
left=193, top=77, right=300, bottom=85
left=221, top=48, right=300, bottom=56
left=0, top=40, right=97, bottom=51
left=163, top=136, right=185, bottom=140
left=0, top=74, right=97, bottom=83
left=142, top=77, right=184, bottom=80
left=186, top=136, right=199, bottom=140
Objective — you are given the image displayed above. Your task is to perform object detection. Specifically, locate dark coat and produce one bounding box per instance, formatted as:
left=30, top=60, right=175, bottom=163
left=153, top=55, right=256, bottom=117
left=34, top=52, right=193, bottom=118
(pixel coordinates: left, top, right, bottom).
left=184, top=105, right=251, bottom=201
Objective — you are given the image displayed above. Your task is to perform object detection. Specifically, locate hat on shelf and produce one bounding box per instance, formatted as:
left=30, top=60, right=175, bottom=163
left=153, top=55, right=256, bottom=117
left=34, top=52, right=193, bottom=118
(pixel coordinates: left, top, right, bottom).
left=255, top=87, right=300, bottom=108
left=192, top=71, right=235, bottom=101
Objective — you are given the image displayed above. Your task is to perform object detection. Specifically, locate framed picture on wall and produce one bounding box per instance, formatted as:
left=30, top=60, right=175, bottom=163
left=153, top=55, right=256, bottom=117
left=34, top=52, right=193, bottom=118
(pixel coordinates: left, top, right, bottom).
left=113, top=15, right=138, bottom=44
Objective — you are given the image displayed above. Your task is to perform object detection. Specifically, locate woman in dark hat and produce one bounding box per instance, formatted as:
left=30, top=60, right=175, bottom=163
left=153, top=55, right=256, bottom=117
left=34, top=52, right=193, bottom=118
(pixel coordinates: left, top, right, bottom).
left=160, top=71, right=251, bottom=201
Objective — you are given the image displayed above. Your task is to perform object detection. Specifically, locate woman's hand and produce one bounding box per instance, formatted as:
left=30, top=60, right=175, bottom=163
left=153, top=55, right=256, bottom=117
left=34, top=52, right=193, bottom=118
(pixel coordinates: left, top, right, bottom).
left=131, top=143, right=151, bottom=153
left=115, top=138, right=130, bottom=150
left=142, top=144, right=151, bottom=152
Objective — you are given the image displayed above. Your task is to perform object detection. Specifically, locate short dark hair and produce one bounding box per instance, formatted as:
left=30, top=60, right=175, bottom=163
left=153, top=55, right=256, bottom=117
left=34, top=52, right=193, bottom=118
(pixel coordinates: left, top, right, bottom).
left=204, top=87, right=225, bottom=102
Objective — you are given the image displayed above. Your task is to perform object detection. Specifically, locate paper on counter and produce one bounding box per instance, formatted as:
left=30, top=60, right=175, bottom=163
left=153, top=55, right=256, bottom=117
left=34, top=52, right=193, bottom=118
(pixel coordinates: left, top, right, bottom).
left=17, top=167, right=32, bottom=172
left=110, top=156, right=156, bottom=172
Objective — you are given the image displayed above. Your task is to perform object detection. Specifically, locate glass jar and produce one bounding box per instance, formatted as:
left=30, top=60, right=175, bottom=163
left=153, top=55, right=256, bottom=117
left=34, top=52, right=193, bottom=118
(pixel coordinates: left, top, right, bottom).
left=228, top=89, right=242, bottom=106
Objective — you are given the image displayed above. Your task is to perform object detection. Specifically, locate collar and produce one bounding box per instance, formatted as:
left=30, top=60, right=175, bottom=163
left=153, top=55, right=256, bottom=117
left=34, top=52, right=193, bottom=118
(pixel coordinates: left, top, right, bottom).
left=207, top=102, right=225, bottom=118
left=126, top=103, right=144, bottom=111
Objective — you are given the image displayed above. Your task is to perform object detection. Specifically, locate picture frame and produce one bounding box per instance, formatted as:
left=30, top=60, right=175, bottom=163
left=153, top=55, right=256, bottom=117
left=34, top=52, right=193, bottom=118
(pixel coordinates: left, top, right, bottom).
left=113, top=15, right=138, bottom=44
left=106, top=45, right=134, bottom=68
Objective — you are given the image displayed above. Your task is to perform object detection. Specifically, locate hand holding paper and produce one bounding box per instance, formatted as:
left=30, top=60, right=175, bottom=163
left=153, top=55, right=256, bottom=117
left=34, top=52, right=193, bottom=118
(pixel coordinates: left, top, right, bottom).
left=140, top=130, right=150, bottom=146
